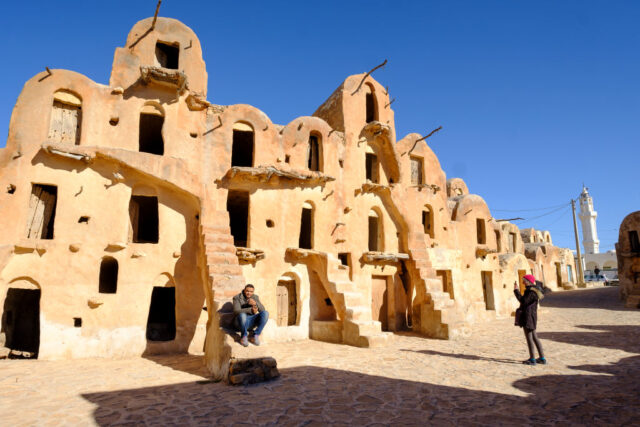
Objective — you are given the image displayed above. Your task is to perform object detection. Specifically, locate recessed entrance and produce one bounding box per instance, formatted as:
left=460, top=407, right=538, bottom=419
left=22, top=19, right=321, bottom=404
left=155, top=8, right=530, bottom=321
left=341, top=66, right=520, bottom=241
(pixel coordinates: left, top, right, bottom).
left=129, top=195, right=159, bottom=243
left=276, top=279, right=297, bottom=326
left=231, top=123, right=254, bottom=167
left=2, top=288, right=41, bottom=357
left=299, top=204, right=313, bottom=249
left=146, top=287, right=176, bottom=341
left=481, top=271, right=495, bottom=310
left=371, top=275, right=389, bottom=331
left=555, top=262, right=562, bottom=288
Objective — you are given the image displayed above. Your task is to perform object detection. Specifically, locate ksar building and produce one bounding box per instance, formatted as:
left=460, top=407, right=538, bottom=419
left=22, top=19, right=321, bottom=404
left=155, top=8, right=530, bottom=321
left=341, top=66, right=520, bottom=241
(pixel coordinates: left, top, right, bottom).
left=0, top=17, right=576, bottom=380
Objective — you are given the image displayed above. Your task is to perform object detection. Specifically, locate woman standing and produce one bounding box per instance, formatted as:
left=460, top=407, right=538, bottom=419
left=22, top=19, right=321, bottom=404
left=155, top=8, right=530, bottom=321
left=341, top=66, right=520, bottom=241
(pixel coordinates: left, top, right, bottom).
left=514, top=274, right=547, bottom=365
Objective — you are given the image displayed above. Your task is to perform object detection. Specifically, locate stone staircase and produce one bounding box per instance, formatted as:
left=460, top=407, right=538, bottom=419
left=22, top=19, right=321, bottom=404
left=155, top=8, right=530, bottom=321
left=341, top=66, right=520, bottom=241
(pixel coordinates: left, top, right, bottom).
left=404, top=231, right=471, bottom=339
left=296, top=250, right=392, bottom=347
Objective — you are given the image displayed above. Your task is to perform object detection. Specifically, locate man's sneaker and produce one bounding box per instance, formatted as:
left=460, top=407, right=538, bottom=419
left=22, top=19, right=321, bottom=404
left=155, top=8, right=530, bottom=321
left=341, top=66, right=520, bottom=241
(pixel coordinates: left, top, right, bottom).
left=251, top=335, right=261, bottom=346
left=240, top=335, right=249, bottom=347
left=536, top=357, right=547, bottom=365
left=522, top=358, right=537, bottom=365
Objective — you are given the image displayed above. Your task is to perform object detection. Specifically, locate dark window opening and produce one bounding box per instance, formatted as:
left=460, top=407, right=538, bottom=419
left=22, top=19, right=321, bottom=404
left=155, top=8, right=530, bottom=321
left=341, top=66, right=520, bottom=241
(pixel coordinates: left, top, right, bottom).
left=308, top=135, right=321, bottom=171
left=129, top=195, right=159, bottom=243
left=27, top=184, right=57, bottom=239
left=146, top=287, right=176, bottom=341
left=2, top=288, right=41, bottom=357
left=227, top=190, right=249, bottom=247
left=8, top=184, right=16, bottom=194
left=630, top=231, right=640, bottom=253
left=324, top=298, right=333, bottom=306
left=368, top=215, right=381, bottom=251
left=365, top=153, right=379, bottom=183
left=155, top=42, right=179, bottom=69
left=231, top=129, right=254, bottom=167
left=78, top=216, right=89, bottom=224
left=495, top=230, right=501, bottom=252
left=422, top=207, right=434, bottom=239
left=476, top=219, right=486, bottom=244
left=99, top=257, right=119, bottom=294
left=73, top=317, right=82, bottom=328
left=338, top=253, right=350, bottom=266
left=139, top=113, right=164, bottom=155
left=299, top=207, right=313, bottom=249
left=365, top=87, right=377, bottom=123
left=410, top=157, right=423, bottom=185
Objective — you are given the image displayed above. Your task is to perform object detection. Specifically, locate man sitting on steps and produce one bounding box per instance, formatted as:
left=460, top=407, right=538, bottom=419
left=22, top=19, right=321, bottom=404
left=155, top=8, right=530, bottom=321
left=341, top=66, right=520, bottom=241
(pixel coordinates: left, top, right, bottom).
left=233, top=284, right=269, bottom=347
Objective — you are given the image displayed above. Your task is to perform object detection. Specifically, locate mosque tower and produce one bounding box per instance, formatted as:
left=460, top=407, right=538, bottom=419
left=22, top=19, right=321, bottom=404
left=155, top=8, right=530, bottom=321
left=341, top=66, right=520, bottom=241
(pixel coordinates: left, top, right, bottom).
left=578, top=186, right=600, bottom=254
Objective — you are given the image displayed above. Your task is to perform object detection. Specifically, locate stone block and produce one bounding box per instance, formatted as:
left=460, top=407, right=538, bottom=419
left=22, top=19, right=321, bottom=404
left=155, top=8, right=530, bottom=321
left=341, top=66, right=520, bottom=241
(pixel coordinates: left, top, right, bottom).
left=228, top=357, right=279, bottom=385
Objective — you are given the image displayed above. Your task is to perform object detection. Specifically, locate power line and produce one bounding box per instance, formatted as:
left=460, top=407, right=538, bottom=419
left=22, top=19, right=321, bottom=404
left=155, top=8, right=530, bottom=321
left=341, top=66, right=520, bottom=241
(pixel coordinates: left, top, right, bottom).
left=517, top=203, right=571, bottom=223
left=491, top=202, right=569, bottom=213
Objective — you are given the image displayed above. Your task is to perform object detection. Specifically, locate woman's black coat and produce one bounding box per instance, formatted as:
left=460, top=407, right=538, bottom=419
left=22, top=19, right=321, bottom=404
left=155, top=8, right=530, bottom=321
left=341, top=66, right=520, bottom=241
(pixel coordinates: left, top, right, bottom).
left=514, top=286, right=543, bottom=330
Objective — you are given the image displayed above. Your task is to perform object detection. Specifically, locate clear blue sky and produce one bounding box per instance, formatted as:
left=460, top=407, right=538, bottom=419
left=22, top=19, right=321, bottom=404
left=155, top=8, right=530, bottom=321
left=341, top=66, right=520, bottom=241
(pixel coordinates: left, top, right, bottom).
left=1, top=1, right=638, bottom=252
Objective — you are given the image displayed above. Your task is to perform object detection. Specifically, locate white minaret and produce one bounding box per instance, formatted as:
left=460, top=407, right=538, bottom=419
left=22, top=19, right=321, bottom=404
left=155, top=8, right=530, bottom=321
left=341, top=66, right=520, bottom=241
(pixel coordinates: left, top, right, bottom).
left=578, top=186, right=599, bottom=254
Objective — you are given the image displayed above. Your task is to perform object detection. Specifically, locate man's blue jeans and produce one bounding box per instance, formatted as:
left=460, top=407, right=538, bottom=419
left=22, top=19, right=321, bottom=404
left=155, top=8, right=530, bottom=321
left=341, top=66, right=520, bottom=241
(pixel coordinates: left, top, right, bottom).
left=235, top=311, right=269, bottom=337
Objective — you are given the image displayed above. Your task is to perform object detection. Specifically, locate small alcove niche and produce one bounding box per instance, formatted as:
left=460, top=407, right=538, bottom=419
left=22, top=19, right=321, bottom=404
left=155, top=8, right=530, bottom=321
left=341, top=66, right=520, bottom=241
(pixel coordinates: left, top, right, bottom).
left=139, top=104, right=164, bottom=155
left=307, top=133, right=322, bottom=172
left=231, top=122, right=255, bottom=167
left=368, top=209, right=384, bottom=251
left=78, top=216, right=90, bottom=224
left=26, top=184, right=58, bottom=239
left=99, top=257, right=118, bottom=294
left=129, top=195, right=159, bottom=243
left=49, top=89, right=82, bottom=145
left=365, top=83, right=378, bottom=123
left=155, top=41, right=180, bottom=69
left=298, top=202, right=314, bottom=249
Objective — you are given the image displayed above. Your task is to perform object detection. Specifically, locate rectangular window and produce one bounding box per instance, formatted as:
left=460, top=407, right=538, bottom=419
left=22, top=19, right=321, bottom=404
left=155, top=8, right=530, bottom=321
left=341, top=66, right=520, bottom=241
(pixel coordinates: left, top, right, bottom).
left=410, top=157, right=423, bottom=185
left=509, top=232, right=517, bottom=252
left=26, top=184, right=58, bottom=239
left=476, top=219, right=486, bottom=244
left=365, top=153, right=379, bottom=183
left=308, top=135, right=320, bottom=171
left=155, top=42, right=179, bottom=69
left=129, top=196, right=159, bottom=243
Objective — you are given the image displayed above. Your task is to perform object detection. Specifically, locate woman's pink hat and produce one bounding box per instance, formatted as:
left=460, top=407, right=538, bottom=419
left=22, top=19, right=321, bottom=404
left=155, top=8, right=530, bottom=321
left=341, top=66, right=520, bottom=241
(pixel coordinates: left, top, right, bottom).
left=523, top=274, right=536, bottom=285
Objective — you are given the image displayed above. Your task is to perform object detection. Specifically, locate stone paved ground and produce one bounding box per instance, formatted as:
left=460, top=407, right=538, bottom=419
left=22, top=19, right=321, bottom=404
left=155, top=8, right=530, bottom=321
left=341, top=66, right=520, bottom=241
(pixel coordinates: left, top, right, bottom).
left=1, top=286, right=639, bottom=426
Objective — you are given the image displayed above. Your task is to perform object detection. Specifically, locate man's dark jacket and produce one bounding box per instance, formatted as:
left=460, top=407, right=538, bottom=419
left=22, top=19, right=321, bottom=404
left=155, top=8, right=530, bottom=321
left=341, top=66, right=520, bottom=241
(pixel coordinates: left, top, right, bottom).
left=514, top=286, right=544, bottom=330
left=233, top=292, right=266, bottom=315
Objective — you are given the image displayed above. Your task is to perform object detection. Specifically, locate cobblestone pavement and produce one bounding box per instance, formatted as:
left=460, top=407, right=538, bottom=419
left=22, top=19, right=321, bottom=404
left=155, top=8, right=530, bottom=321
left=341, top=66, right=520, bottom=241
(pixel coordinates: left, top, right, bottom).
left=1, top=286, right=639, bottom=426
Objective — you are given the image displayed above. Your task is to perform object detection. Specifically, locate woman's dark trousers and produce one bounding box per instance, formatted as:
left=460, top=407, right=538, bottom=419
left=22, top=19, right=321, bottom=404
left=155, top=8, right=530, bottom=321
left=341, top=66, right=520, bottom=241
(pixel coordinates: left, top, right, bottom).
left=524, top=327, right=544, bottom=359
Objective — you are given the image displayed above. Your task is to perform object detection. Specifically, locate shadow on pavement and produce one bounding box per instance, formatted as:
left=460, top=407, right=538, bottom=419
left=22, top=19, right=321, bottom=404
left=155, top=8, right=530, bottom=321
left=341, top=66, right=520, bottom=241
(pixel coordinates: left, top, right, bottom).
left=142, top=354, right=210, bottom=379
left=541, top=286, right=630, bottom=311
left=538, top=324, right=640, bottom=354
left=400, top=348, right=522, bottom=365
left=82, top=355, right=640, bottom=425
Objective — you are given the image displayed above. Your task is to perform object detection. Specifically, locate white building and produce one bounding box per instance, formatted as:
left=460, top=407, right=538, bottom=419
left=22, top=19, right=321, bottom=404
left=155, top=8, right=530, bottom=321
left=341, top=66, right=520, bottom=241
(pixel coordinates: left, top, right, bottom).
left=577, top=186, right=617, bottom=278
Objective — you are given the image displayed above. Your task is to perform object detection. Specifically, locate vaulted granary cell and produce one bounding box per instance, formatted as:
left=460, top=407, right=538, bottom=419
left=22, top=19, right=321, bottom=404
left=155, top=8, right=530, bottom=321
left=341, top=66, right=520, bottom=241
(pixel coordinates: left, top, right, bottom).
left=26, top=184, right=57, bottom=239
left=231, top=122, right=254, bottom=167
left=2, top=288, right=41, bottom=357
left=146, top=287, right=176, bottom=341
left=129, top=195, right=159, bottom=243
left=155, top=41, right=179, bottom=69
left=99, top=257, right=119, bottom=294
left=298, top=203, right=314, bottom=249
left=227, top=190, right=249, bottom=247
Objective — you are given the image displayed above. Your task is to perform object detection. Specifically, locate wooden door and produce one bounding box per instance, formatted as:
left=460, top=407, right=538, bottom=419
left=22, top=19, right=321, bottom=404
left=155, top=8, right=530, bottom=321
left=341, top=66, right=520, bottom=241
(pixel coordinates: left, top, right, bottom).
left=481, top=272, right=495, bottom=310
left=276, top=283, right=288, bottom=326
left=371, top=275, right=388, bottom=331
left=555, top=263, right=562, bottom=287
left=48, top=101, right=81, bottom=145
left=518, top=270, right=527, bottom=294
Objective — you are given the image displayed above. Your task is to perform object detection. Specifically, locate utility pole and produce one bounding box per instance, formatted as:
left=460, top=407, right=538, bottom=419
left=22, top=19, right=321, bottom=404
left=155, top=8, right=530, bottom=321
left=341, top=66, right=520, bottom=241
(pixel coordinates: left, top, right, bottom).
left=571, top=199, right=585, bottom=287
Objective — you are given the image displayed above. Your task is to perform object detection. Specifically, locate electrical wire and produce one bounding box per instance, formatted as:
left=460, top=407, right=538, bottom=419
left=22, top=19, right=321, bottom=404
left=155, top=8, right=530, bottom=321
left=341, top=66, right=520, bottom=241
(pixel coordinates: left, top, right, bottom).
left=491, top=202, right=569, bottom=213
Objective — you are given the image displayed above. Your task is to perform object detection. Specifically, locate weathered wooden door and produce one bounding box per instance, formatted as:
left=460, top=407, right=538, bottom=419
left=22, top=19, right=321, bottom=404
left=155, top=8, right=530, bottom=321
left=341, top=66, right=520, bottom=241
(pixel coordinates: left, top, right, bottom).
left=518, top=270, right=527, bottom=294
left=481, top=271, right=495, bottom=310
left=48, top=101, right=81, bottom=145
left=555, top=262, right=562, bottom=287
left=371, top=275, right=388, bottom=331
left=276, top=280, right=297, bottom=326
